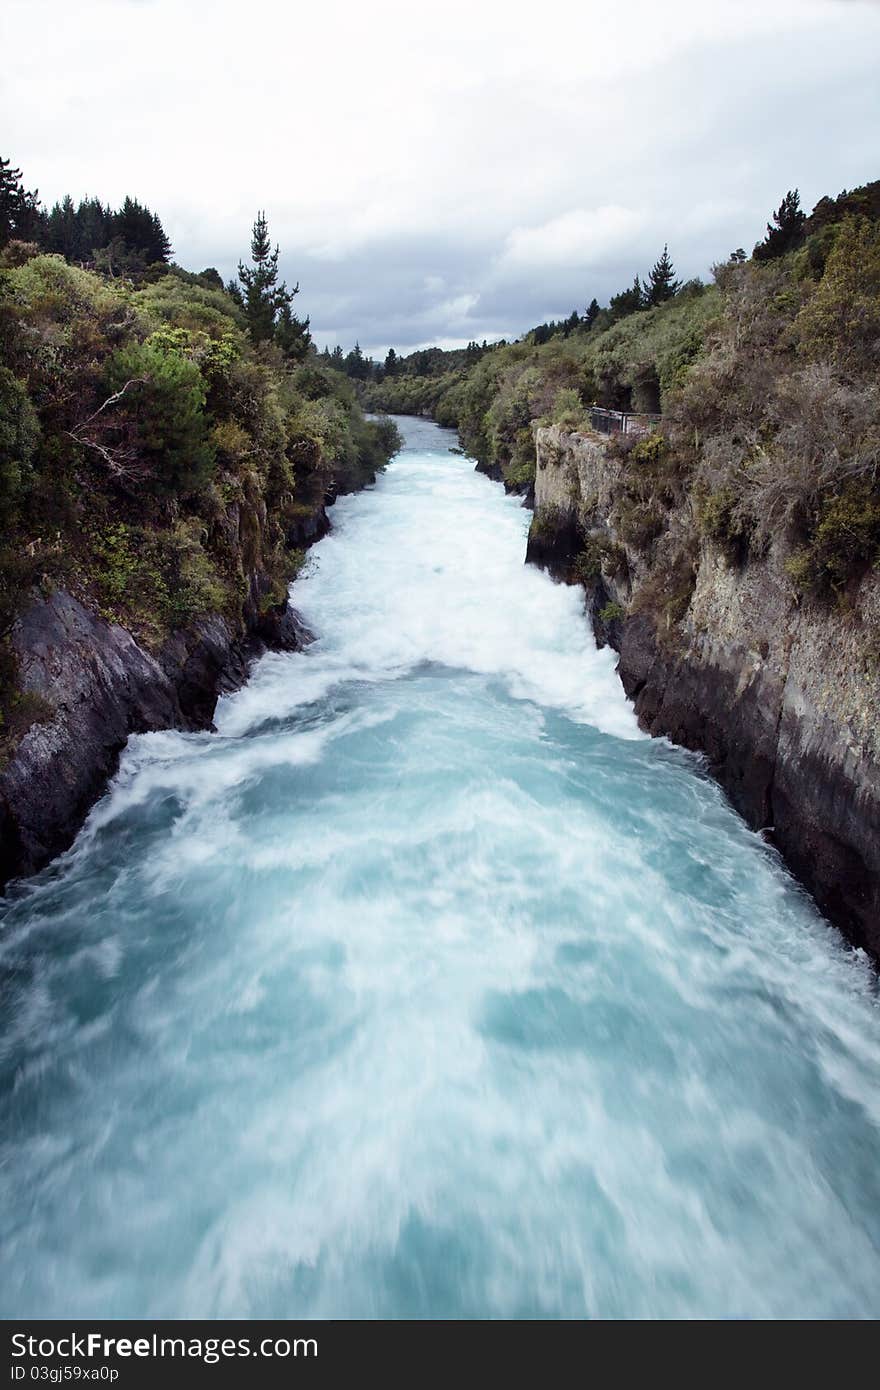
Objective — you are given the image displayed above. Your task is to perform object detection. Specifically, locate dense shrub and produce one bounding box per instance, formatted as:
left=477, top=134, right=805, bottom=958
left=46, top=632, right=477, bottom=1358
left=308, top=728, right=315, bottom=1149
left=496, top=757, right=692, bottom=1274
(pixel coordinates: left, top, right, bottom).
left=0, top=364, right=39, bottom=521
left=795, top=218, right=880, bottom=373
left=103, top=339, right=216, bottom=494
left=0, top=255, right=399, bottom=754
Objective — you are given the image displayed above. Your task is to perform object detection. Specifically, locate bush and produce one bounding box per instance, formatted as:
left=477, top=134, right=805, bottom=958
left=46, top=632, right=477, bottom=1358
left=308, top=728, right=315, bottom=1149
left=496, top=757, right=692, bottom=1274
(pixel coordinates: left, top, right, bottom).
left=90, top=520, right=229, bottom=639
left=0, top=365, right=39, bottom=522
left=795, top=218, right=880, bottom=374
left=598, top=601, right=626, bottom=623
left=551, top=386, right=587, bottom=429
left=786, top=481, right=880, bottom=596
left=614, top=497, right=665, bottom=550
left=103, top=338, right=215, bottom=494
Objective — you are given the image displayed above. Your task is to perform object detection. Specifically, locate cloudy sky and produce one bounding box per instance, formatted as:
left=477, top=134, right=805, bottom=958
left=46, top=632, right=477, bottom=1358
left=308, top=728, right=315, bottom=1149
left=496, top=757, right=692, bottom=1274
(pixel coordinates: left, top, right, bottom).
left=3, top=0, right=879, bottom=355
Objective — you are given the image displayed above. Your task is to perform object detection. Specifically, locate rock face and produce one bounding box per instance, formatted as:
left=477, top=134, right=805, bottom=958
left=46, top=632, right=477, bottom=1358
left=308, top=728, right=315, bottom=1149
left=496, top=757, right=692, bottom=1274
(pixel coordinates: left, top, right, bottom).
left=0, top=575, right=314, bottom=893
left=529, top=425, right=880, bottom=962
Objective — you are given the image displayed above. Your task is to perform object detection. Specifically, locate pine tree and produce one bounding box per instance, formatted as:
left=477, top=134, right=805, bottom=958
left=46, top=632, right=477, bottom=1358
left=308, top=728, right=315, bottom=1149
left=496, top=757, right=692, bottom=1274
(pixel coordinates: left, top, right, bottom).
left=584, top=297, right=600, bottom=331
left=46, top=194, right=78, bottom=258
left=344, top=342, right=367, bottom=380
left=383, top=348, right=399, bottom=377
left=753, top=190, right=806, bottom=262
left=0, top=156, right=41, bottom=246
left=76, top=198, right=111, bottom=261
left=110, top=196, right=171, bottom=265
left=645, top=246, right=681, bottom=306
left=609, top=275, right=644, bottom=322
left=237, top=211, right=301, bottom=345
left=275, top=300, right=312, bottom=361
left=148, top=210, right=172, bottom=263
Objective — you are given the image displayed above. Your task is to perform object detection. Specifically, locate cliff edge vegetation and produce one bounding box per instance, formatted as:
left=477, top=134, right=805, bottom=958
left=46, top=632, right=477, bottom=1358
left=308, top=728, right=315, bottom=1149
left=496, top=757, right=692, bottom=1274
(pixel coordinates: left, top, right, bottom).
left=0, top=164, right=400, bottom=764
left=0, top=161, right=400, bottom=879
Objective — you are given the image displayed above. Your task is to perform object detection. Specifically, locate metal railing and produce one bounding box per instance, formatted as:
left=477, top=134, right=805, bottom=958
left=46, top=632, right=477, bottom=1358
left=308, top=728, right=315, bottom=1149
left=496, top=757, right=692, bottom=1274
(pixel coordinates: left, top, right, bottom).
left=589, top=407, right=661, bottom=437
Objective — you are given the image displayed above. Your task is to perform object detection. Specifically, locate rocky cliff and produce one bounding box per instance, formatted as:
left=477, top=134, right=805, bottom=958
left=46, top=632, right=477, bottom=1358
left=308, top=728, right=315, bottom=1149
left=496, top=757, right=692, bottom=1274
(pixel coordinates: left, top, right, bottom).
left=528, top=424, right=880, bottom=962
left=0, top=523, right=320, bottom=892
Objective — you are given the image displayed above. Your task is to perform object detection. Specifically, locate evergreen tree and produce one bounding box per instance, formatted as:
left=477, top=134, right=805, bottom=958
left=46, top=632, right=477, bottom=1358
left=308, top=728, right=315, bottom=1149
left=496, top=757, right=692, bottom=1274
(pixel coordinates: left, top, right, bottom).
left=148, top=210, right=172, bottom=263
left=46, top=194, right=78, bottom=258
left=275, top=299, right=312, bottom=361
left=584, top=297, right=600, bottom=331
left=0, top=156, right=41, bottom=246
left=237, top=210, right=299, bottom=344
left=383, top=347, right=399, bottom=377
left=753, top=190, right=806, bottom=262
left=111, top=196, right=171, bottom=264
left=76, top=198, right=111, bottom=261
left=645, top=245, right=681, bottom=306
left=729, top=248, right=747, bottom=265
left=609, top=275, right=644, bottom=322
left=344, top=342, right=368, bottom=380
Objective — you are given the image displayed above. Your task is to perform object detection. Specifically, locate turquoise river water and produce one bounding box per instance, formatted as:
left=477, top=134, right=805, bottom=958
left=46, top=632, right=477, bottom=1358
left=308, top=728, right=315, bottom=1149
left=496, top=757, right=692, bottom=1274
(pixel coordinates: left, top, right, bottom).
left=1, top=417, right=879, bottom=1318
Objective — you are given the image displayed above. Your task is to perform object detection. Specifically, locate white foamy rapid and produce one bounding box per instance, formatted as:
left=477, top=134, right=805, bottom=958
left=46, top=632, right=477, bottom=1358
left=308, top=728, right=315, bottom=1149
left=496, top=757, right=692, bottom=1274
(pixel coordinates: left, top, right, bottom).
left=1, top=417, right=879, bottom=1319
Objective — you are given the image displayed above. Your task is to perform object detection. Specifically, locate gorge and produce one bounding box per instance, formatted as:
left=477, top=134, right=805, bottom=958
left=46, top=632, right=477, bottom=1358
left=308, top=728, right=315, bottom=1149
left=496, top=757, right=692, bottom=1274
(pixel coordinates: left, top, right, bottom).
left=1, top=417, right=879, bottom=1320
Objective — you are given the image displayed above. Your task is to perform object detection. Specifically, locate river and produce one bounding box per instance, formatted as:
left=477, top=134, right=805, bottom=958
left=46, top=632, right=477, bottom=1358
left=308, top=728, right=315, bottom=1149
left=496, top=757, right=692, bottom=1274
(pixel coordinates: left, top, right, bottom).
left=1, top=416, right=878, bottom=1318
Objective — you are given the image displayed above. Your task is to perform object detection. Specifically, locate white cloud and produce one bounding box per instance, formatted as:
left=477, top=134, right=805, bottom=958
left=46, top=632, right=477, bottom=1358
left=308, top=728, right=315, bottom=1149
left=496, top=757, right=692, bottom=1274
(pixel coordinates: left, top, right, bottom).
left=1, top=0, right=878, bottom=350
left=500, top=207, right=645, bottom=272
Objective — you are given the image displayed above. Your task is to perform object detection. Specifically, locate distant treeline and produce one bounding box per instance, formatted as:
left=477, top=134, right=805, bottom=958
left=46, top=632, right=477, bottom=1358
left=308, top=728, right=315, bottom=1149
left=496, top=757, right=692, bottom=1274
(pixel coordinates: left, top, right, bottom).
left=0, top=158, right=173, bottom=277
left=334, top=182, right=880, bottom=389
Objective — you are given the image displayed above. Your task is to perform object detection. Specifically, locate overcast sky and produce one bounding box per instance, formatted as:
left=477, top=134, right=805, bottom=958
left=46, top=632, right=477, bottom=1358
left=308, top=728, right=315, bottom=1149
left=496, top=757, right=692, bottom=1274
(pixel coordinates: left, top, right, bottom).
left=3, top=0, right=879, bottom=356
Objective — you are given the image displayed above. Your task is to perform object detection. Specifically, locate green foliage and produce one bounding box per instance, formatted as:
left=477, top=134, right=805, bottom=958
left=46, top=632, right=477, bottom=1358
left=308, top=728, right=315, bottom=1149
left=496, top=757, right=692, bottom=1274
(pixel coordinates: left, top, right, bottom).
left=0, top=365, right=40, bottom=521
left=614, top=497, right=665, bottom=551
left=237, top=211, right=308, bottom=353
left=531, top=504, right=567, bottom=539
left=645, top=246, right=681, bottom=306
left=697, top=486, right=748, bottom=547
left=572, top=539, right=603, bottom=582
left=551, top=386, right=587, bottom=429
left=609, top=275, right=645, bottom=323
left=0, top=179, right=399, bottom=743
left=795, top=218, right=880, bottom=373
left=0, top=156, right=42, bottom=246
left=629, top=432, right=666, bottom=466
left=754, top=190, right=806, bottom=262
left=89, top=521, right=228, bottom=640
left=785, top=482, right=880, bottom=597
left=104, top=338, right=215, bottom=494
left=598, top=601, right=626, bottom=623
left=137, top=272, right=244, bottom=338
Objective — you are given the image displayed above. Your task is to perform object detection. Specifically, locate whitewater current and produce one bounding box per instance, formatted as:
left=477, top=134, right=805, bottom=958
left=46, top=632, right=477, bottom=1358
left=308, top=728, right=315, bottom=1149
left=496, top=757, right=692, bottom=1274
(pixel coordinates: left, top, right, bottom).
left=1, top=417, right=879, bottom=1319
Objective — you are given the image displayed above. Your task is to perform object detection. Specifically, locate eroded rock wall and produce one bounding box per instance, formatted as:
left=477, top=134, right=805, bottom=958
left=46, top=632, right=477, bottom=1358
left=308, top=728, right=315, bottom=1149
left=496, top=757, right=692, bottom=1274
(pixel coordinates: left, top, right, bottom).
left=529, top=425, right=880, bottom=960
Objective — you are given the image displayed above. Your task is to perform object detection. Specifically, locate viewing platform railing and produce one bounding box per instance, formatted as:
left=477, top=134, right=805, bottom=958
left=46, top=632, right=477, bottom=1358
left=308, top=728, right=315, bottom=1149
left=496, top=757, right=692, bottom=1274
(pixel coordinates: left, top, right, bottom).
left=589, top=407, right=661, bottom=437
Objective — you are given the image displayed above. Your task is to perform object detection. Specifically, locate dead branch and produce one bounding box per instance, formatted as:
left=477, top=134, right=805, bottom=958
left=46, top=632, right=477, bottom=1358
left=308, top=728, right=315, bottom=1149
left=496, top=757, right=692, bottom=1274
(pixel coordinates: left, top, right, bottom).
left=69, top=377, right=147, bottom=436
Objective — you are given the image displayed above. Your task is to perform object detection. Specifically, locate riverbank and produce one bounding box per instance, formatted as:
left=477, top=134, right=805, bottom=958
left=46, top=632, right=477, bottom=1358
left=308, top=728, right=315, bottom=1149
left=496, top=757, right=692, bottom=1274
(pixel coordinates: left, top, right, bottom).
left=0, top=496, right=332, bottom=891
left=525, top=424, right=880, bottom=963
